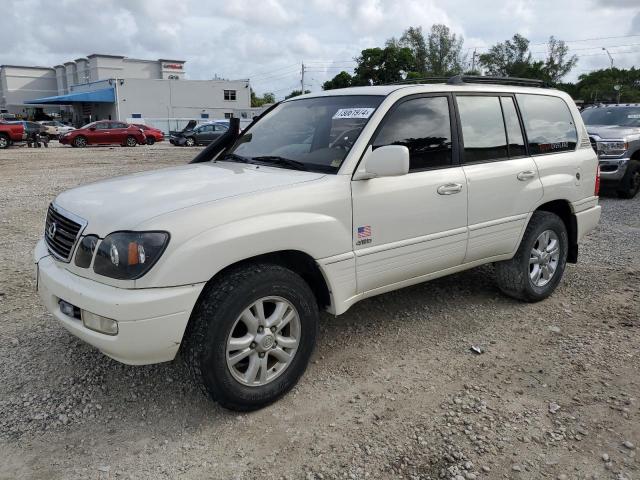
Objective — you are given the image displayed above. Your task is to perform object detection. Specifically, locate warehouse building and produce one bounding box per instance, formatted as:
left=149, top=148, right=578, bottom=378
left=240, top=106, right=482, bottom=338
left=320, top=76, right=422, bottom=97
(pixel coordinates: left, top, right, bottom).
left=0, top=54, right=253, bottom=128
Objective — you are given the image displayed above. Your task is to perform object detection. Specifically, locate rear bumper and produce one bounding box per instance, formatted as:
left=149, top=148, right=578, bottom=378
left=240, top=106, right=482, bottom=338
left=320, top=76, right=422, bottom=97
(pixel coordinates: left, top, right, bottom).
left=34, top=239, right=205, bottom=365
left=575, top=205, right=601, bottom=243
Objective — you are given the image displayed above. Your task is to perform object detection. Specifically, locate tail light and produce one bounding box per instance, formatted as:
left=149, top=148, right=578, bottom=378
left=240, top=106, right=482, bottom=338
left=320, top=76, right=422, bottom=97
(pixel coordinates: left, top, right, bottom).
left=595, top=164, right=600, bottom=196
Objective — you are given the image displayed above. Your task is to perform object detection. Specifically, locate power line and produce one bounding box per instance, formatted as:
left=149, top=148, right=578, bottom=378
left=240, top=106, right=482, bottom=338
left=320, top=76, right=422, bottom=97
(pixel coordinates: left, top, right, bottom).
left=466, top=34, right=640, bottom=51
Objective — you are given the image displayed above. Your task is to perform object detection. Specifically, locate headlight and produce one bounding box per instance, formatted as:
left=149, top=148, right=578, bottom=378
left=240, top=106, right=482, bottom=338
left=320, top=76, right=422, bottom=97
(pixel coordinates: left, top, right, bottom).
left=93, top=231, right=169, bottom=280
left=75, top=235, right=99, bottom=268
left=598, top=141, right=627, bottom=154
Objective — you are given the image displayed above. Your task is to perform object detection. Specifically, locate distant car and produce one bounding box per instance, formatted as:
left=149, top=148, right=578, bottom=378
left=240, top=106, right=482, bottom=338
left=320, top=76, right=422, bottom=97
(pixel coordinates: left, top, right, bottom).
left=0, top=121, right=27, bottom=148
left=170, top=121, right=228, bottom=146
left=38, top=121, right=75, bottom=138
left=59, top=121, right=146, bottom=148
left=132, top=124, right=164, bottom=145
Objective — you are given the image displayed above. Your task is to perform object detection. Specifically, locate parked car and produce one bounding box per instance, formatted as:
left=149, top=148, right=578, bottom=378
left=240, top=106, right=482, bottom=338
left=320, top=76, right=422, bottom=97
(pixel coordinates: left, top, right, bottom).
left=35, top=76, right=601, bottom=411
left=59, top=121, right=146, bottom=148
left=581, top=104, right=640, bottom=198
left=132, top=124, right=164, bottom=145
left=5, top=121, right=49, bottom=147
left=0, top=120, right=27, bottom=148
left=38, top=120, right=75, bottom=139
left=169, top=121, right=228, bottom=146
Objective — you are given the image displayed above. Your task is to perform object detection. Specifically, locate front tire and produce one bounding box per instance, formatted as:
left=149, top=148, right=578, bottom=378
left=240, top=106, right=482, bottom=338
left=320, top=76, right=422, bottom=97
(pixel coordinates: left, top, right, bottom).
left=617, top=160, right=640, bottom=199
left=0, top=134, right=9, bottom=149
left=73, top=136, right=87, bottom=148
left=183, top=263, right=319, bottom=411
left=494, top=211, right=568, bottom=302
left=145, top=137, right=155, bottom=146
left=184, top=137, right=196, bottom=147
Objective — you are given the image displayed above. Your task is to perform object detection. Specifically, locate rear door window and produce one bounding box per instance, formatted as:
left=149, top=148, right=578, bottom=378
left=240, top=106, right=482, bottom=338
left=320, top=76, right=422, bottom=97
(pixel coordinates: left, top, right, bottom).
left=516, top=94, right=577, bottom=155
left=372, top=96, right=453, bottom=171
left=456, top=96, right=508, bottom=163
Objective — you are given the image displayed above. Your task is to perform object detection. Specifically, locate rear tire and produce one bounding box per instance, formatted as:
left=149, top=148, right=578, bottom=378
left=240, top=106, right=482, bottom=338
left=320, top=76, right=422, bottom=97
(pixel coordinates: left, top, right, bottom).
left=616, top=160, right=640, bottom=199
left=182, top=263, right=319, bottom=411
left=494, top=211, right=568, bottom=302
left=0, top=134, right=9, bottom=149
left=146, top=137, right=155, bottom=146
left=73, top=136, right=87, bottom=148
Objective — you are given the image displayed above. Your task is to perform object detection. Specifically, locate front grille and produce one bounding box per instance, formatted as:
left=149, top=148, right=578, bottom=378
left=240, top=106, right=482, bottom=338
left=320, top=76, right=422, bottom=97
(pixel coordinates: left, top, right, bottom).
left=44, top=203, right=86, bottom=262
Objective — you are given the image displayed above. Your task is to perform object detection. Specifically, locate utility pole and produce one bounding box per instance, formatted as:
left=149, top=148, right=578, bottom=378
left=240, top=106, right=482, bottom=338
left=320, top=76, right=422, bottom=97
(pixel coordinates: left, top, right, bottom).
left=301, top=61, right=305, bottom=93
left=471, top=48, right=477, bottom=73
left=602, top=48, right=614, bottom=69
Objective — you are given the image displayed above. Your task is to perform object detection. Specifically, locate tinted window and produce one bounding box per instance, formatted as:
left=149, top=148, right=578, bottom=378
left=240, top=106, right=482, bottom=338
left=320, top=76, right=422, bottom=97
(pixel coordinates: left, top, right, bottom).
left=109, top=122, right=128, bottom=129
left=457, top=96, right=508, bottom=163
left=372, top=96, right=452, bottom=171
left=500, top=97, right=527, bottom=157
left=581, top=106, right=640, bottom=127
left=95, top=122, right=110, bottom=130
left=516, top=94, right=577, bottom=155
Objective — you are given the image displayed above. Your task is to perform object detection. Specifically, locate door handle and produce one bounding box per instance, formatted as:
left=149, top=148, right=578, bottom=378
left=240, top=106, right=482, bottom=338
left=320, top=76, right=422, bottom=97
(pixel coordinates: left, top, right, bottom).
left=517, top=170, right=536, bottom=181
left=437, top=183, right=463, bottom=195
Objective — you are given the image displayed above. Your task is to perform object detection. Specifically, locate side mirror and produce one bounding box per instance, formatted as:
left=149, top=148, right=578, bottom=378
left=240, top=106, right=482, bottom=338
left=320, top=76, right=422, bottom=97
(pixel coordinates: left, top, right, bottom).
left=353, top=145, right=409, bottom=180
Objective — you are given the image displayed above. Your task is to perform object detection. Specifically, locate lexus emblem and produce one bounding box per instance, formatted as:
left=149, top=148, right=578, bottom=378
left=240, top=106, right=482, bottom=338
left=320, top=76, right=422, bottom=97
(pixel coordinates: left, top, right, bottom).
left=47, top=222, right=57, bottom=239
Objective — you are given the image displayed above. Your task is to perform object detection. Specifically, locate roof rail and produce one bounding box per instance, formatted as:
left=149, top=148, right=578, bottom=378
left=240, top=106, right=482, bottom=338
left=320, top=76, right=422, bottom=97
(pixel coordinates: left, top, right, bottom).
left=447, top=75, right=548, bottom=88
left=387, top=77, right=449, bottom=85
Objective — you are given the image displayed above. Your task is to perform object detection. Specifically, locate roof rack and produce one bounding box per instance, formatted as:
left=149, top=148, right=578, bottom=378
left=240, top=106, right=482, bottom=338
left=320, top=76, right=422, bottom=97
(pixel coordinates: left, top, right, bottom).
left=447, top=75, right=548, bottom=88
left=387, top=77, right=449, bottom=85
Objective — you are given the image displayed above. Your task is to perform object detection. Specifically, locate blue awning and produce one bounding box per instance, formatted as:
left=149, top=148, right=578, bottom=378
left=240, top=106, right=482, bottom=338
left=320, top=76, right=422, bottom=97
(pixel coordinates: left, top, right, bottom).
left=25, top=87, right=115, bottom=105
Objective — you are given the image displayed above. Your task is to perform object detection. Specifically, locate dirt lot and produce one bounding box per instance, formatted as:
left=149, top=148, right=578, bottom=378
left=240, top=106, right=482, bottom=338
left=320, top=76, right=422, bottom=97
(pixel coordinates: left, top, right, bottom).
left=0, top=143, right=638, bottom=480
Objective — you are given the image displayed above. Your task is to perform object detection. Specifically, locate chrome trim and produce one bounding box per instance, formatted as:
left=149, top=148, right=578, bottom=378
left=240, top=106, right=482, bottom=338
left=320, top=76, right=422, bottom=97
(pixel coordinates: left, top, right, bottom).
left=44, top=202, right=88, bottom=263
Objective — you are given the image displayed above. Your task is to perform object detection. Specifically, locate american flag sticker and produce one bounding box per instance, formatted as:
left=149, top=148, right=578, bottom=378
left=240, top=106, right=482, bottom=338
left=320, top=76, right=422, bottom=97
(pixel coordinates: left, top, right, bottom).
left=357, top=225, right=371, bottom=238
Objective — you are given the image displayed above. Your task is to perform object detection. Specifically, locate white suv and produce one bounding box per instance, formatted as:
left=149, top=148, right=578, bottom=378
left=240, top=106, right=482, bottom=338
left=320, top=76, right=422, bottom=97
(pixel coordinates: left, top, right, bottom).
left=35, top=76, right=601, bottom=410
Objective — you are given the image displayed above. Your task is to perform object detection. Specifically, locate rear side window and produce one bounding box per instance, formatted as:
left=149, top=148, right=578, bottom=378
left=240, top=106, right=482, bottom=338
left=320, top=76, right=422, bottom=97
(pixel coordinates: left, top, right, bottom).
left=457, top=96, right=508, bottom=163
left=372, top=96, right=452, bottom=171
left=500, top=97, right=527, bottom=157
left=516, top=94, right=577, bottom=155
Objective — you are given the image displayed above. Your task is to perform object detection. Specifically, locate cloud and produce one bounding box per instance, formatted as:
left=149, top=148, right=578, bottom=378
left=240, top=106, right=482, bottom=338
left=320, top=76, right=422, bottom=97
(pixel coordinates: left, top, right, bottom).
left=1, top=0, right=638, bottom=98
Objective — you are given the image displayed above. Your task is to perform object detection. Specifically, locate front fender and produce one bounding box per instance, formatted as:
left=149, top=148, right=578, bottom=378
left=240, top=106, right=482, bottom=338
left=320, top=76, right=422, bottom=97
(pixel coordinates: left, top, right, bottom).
left=138, top=211, right=352, bottom=287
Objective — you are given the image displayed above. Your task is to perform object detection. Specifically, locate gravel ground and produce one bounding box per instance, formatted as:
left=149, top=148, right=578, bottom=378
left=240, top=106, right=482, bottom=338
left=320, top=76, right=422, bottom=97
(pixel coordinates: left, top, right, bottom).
left=0, top=143, right=638, bottom=480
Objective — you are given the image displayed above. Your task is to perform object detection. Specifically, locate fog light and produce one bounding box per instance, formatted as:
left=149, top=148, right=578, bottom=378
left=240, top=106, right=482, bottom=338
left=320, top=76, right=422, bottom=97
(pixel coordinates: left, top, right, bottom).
left=59, top=299, right=81, bottom=319
left=81, top=311, right=118, bottom=335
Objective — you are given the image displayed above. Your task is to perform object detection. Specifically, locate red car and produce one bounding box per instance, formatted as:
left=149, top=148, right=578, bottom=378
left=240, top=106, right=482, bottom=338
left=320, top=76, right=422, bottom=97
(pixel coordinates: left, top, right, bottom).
left=0, top=121, right=27, bottom=149
left=59, top=121, right=146, bottom=148
left=132, top=124, right=164, bottom=145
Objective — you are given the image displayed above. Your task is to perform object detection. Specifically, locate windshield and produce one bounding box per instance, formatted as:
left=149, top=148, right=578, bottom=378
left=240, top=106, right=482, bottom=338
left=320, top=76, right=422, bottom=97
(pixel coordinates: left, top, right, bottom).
left=227, top=95, right=384, bottom=173
left=581, top=107, right=640, bottom=127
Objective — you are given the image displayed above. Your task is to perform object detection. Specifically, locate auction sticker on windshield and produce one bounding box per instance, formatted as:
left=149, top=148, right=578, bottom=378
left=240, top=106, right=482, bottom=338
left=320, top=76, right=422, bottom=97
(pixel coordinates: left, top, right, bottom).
left=333, top=108, right=375, bottom=119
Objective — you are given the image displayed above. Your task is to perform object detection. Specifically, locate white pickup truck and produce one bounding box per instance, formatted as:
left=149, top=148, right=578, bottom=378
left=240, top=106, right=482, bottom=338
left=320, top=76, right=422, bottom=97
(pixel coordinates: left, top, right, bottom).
left=35, top=76, right=601, bottom=410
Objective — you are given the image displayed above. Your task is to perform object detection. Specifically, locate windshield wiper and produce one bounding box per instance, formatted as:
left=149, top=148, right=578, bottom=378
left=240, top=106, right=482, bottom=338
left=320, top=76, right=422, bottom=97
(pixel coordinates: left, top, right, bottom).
left=251, top=156, right=308, bottom=171
left=219, top=153, right=251, bottom=164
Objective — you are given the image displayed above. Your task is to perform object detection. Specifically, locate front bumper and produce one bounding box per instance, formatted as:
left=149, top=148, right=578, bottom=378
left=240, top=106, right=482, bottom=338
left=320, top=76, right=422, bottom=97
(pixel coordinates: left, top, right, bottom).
left=34, top=239, right=205, bottom=365
left=599, top=157, right=630, bottom=182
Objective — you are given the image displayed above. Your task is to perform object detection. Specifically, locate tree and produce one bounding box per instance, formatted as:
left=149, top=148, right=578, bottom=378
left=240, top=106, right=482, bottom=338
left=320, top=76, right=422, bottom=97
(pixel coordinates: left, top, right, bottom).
left=322, top=71, right=353, bottom=90
left=425, top=24, right=465, bottom=76
left=353, top=44, right=415, bottom=85
left=285, top=89, right=311, bottom=99
left=543, top=36, right=578, bottom=83
left=478, top=34, right=542, bottom=78
left=559, top=67, right=640, bottom=102
left=399, top=26, right=428, bottom=73
left=251, top=90, right=276, bottom=107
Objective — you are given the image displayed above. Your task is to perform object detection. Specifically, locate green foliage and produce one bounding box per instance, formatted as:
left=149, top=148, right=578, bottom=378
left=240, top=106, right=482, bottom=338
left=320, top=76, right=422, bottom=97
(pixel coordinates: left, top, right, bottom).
left=559, top=68, right=640, bottom=102
left=399, top=26, right=428, bottom=73
left=322, top=71, right=353, bottom=91
left=251, top=90, right=276, bottom=107
left=353, top=45, right=415, bottom=85
left=285, top=89, right=311, bottom=99
left=544, top=36, right=578, bottom=83
left=425, top=24, right=465, bottom=76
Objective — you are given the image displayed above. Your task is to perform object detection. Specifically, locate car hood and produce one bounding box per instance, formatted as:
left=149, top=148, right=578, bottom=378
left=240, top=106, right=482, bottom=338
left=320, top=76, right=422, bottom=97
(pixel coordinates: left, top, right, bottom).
left=54, top=162, right=325, bottom=236
left=586, top=124, right=640, bottom=140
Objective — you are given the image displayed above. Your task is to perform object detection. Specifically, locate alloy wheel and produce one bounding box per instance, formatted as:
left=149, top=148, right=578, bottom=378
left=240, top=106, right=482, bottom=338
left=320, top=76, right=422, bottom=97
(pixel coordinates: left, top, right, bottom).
left=225, top=296, right=301, bottom=387
left=529, top=229, right=560, bottom=287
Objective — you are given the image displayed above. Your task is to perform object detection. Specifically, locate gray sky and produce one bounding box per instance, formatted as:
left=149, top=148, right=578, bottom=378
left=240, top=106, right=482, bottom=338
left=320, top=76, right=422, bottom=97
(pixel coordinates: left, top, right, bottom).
left=3, top=0, right=639, bottom=98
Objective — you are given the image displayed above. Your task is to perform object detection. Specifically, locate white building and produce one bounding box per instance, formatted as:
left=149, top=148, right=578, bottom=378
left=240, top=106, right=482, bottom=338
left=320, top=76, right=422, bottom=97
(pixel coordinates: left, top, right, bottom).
left=0, top=54, right=253, bottom=128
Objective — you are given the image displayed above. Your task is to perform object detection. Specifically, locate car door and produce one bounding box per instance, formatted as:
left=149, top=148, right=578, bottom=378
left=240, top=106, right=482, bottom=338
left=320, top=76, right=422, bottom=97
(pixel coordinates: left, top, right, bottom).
left=89, top=122, right=111, bottom=143
left=211, top=123, right=228, bottom=141
left=455, top=94, right=544, bottom=263
left=109, top=121, right=129, bottom=144
left=351, top=94, right=468, bottom=293
left=196, top=124, right=215, bottom=144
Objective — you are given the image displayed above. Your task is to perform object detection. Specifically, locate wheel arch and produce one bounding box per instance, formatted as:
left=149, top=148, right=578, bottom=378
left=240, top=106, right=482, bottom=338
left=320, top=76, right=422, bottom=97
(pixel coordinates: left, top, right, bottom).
left=534, top=199, right=577, bottom=263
